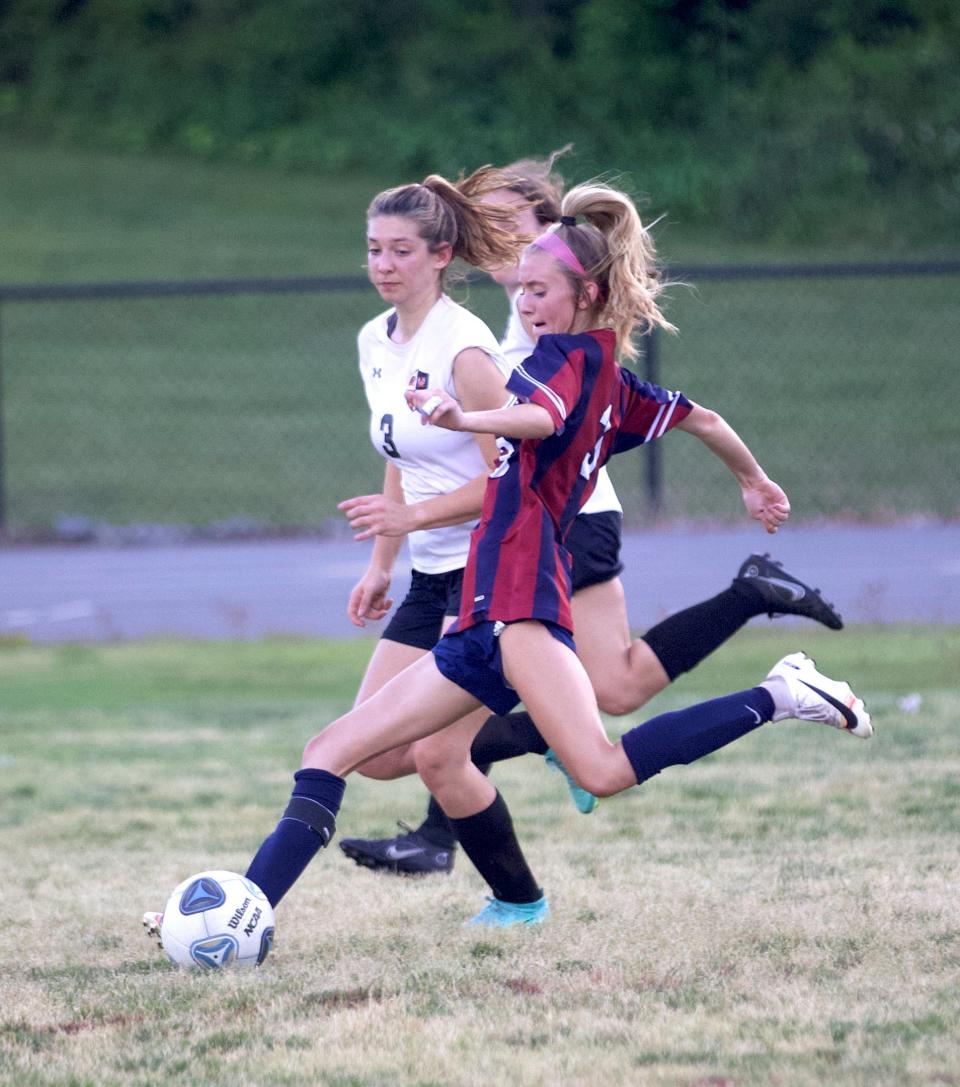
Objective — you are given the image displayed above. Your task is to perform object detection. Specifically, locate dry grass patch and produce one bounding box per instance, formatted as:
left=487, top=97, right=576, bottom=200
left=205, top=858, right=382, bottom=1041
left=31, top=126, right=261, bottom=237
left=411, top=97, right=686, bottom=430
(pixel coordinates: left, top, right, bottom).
left=0, top=628, right=957, bottom=1086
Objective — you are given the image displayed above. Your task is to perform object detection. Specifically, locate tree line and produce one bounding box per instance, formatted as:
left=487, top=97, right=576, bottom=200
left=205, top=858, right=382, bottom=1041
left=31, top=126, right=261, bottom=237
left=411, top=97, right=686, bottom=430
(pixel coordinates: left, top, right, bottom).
left=1, top=0, right=957, bottom=243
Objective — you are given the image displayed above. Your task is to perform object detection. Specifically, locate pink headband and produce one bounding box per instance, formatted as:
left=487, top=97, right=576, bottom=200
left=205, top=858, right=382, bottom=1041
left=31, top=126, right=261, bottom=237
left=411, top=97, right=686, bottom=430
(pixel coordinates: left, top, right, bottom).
left=532, top=228, right=585, bottom=276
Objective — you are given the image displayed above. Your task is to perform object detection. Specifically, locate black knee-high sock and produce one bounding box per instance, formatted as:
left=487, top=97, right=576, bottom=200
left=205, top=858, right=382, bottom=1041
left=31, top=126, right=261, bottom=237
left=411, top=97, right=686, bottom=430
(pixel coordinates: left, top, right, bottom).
left=447, top=791, right=542, bottom=904
left=416, top=763, right=490, bottom=848
left=621, top=687, right=775, bottom=784
left=414, top=710, right=550, bottom=846
left=471, top=711, right=550, bottom=762
left=641, top=582, right=763, bottom=681
left=245, top=768, right=345, bottom=908
left=415, top=793, right=457, bottom=848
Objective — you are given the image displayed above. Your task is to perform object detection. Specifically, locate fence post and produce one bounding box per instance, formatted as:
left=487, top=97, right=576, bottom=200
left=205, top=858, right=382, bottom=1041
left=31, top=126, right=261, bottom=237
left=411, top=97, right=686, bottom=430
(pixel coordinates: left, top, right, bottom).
left=642, top=327, right=663, bottom=515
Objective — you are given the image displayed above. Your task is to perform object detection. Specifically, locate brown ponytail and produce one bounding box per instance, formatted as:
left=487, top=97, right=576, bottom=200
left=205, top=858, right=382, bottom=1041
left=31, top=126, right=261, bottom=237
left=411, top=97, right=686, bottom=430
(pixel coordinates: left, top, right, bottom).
left=368, top=168, right=523, bottom=278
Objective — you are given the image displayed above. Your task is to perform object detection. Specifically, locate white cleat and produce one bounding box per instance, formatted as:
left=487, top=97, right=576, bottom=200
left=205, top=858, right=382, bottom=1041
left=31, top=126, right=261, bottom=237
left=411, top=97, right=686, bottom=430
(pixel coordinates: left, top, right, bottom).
left=763, top=651, right=872, bottom=738
left=142, top=911, right=164, bottom=947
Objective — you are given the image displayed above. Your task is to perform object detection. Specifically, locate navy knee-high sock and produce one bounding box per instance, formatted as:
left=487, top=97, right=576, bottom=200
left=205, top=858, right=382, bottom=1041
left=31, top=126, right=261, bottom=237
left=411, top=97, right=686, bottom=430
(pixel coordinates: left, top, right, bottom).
left=621, top=688, right=775, bottom=784
left=245, top=768, right=345, bottom=908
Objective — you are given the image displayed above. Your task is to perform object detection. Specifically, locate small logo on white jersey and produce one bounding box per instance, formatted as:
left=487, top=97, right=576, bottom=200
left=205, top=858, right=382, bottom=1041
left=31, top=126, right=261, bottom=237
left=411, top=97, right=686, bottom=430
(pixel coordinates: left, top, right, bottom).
left=371, top=367, right=382, bottom=379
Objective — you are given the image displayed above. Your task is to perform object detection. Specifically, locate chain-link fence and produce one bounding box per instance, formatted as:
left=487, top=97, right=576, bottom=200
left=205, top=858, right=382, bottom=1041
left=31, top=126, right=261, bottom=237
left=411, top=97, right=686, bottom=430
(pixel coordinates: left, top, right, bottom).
left=1, top=263, right=958, bottom=541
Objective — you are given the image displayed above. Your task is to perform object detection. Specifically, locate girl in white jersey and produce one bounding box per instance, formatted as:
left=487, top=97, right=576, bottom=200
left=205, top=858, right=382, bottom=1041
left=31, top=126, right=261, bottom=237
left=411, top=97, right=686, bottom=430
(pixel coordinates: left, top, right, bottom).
left=334, top=171, right=523, bottom=808
left=339, top=155, right=846, bottom=911
left=320, top=171, right=589, bottom=910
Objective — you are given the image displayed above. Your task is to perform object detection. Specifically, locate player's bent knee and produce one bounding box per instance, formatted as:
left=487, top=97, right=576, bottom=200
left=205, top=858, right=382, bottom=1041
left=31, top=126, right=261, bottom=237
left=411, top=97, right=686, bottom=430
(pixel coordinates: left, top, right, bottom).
left=412, top=747, right=462, bottom=788
left=595, top=679, right=662, bottom=717
left=595, top=690, right=636, bottom=717
left=569, top=763, right=619, bottom=799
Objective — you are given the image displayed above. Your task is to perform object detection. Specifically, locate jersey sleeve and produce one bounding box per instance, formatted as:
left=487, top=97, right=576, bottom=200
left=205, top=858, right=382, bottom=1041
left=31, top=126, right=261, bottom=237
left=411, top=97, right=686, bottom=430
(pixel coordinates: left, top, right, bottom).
left=446, top=304, right=512, bottom=380
left=505, top=335, right=583, bottom=434
left=611, top=366, right=693, bottom=455
left=356, top=319, right=381, bottom=411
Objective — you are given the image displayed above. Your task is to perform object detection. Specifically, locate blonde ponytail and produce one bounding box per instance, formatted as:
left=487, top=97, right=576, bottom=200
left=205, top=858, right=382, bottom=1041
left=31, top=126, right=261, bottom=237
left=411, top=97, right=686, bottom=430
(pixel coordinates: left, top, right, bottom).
left=539, top=182, right=675, bottom=359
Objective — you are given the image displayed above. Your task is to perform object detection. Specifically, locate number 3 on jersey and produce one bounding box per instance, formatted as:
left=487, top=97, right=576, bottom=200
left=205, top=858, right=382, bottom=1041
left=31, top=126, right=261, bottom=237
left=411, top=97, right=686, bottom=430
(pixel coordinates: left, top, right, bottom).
left=380, top=413, right=401, bottom=459
left=580, top=404, right=613, bottom=479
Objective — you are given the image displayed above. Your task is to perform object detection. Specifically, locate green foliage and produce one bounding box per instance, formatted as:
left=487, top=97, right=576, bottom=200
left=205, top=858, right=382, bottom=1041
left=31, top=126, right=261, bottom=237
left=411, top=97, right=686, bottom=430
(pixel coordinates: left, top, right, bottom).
left=0, top=0, right=957, bottom=243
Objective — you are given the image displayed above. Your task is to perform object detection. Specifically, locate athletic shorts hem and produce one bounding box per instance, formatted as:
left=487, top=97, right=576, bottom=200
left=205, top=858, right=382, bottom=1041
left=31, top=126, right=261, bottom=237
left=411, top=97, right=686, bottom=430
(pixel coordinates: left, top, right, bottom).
left=381, top=567, right=464, bottom=650
left=568, top=510, right=624, bottom=593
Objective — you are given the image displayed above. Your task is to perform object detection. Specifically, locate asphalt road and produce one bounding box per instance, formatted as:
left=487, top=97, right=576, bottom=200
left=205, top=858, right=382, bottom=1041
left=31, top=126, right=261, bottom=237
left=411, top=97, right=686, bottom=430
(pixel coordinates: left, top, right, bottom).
left=2, top=520, right=958, bottom=643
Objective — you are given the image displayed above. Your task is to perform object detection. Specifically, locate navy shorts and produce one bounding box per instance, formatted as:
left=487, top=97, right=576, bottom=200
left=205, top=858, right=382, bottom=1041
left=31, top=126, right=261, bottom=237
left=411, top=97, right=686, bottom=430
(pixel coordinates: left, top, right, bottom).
left=382, top=567, right=464, bottom=651
left=568, top=511, right=624, bottom=592
left=432, top=620, right=577, bottom=717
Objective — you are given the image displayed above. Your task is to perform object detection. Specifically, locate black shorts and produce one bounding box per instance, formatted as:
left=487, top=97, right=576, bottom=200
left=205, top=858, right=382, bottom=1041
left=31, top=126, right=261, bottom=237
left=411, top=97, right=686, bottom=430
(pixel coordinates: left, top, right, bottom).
left=568, top=510, right=624, bottom=592
left=382, top=567, right=464, bottom=651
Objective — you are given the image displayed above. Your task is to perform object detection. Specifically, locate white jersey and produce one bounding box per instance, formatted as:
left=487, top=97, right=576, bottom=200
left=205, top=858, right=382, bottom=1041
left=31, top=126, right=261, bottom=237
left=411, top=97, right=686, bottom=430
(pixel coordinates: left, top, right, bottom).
left=501, top=292, right=622, bottom=517
left=359, top=295, right=510, bottom=574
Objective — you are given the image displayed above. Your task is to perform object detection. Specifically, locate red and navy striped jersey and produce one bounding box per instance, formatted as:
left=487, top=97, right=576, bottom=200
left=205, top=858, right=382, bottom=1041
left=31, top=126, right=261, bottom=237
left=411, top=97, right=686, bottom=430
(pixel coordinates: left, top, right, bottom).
left=458, top=328, right=692, bottom=634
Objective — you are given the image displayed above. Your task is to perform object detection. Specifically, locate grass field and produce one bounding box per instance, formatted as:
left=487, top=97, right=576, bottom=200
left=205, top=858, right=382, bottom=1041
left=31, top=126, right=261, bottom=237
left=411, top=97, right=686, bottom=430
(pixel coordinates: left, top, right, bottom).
left=1, top=626, right=958, bottom=1086
left=2, top=137, right=959, bottom=535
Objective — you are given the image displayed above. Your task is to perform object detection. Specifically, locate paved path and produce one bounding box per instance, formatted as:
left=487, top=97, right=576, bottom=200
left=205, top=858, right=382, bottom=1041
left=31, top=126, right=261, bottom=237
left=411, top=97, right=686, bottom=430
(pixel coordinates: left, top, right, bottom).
left=2, top=521, right=957, bottom=643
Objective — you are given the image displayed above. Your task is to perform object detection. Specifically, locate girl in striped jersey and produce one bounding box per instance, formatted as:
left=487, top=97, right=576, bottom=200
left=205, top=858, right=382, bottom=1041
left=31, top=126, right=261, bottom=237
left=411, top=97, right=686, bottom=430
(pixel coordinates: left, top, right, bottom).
left=340, top=154, right=844, bottom=887
left=228, top=180, right=870, bottom=927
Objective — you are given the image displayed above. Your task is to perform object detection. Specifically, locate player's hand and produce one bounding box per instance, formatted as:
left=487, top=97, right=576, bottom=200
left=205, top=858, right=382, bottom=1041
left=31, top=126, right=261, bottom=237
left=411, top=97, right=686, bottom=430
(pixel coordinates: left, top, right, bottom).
left=338, top=494, right=414, bottom=540
left=346, top=569, right=394, bottom=627
left=742, top=476, right=790, bottom=534
left=404, top=387, right=465, bottom=430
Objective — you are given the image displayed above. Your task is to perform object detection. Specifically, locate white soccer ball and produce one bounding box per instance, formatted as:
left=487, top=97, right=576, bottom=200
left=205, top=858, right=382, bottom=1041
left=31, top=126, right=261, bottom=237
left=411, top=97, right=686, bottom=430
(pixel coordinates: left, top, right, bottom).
left=160, top=870, right=275, bottom=969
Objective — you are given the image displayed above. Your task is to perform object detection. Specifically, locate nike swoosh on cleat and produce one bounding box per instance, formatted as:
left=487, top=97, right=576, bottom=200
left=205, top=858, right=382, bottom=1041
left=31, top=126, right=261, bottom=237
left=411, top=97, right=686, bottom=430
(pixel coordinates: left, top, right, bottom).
left=384, top=845, right=426, bottom=860
left=752, top=575, right=807, bottom=602
left=799, top=680, right=858, bottom=729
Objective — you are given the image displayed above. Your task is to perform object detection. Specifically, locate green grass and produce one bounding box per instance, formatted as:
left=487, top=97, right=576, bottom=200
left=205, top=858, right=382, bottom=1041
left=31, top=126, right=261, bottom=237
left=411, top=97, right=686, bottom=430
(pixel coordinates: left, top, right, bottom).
left=8, top=138, right=947, bottom=287
left=0, top=627, right=958, bottom=1086
left=616, top=274, right=960, bottom=520
left=0, top=137, right=394, bottom=283
left=1, top=137, right=959, bottom=534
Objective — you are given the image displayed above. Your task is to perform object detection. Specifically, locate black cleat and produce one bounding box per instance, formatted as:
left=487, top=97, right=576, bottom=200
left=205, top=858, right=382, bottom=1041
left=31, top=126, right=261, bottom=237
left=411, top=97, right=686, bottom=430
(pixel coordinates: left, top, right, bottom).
left=735, top=553, right=844, bottom=631
left=339, top=822, right=455, bottom=876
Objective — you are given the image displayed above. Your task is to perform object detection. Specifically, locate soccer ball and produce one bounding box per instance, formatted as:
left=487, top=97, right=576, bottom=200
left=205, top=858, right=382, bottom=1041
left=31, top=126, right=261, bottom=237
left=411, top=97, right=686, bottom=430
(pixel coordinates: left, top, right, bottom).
left=160, top=870, right=275, bottom=969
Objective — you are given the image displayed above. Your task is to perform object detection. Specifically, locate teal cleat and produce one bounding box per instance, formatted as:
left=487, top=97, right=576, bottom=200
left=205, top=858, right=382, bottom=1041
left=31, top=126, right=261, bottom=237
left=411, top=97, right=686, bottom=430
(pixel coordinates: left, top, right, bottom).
left=467, top=895, right=549, bottom=928
left=544, top=748, right=599, bottom=814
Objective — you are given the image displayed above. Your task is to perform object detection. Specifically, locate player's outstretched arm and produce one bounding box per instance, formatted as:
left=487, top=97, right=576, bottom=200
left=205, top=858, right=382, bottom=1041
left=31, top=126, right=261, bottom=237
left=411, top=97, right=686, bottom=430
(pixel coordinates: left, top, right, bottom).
left=677, top=404, right=790, bottom=534
left=405, top=388, right=554, bottom=439
left=339, top=473, right=489, bottom=539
